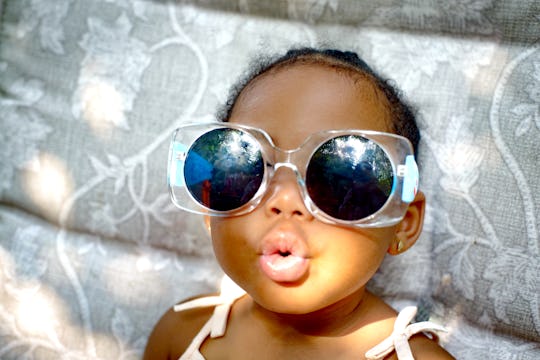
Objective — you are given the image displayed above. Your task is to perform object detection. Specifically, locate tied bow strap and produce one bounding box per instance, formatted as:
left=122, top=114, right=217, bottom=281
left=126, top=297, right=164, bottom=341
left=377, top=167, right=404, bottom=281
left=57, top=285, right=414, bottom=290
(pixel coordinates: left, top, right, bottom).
left=174, top=276, right=246, bottom=338
left=365, top=306, right=447, bottom=360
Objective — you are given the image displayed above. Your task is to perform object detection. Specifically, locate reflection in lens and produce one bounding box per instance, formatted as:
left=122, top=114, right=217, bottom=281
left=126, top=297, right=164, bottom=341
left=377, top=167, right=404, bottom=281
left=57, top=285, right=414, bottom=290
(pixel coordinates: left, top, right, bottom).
left=306, top=135, right=393, bottom=221
left=184, top=128, right=264, bottom=211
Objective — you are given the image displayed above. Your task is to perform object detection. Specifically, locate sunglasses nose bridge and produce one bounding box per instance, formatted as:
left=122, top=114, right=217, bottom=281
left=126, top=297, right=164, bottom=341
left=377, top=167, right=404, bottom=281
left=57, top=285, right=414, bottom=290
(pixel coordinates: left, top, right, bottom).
left=263, top=150, right=313, bottom=220
left=271, top=147, right=301, bottom=176
left=267, top=147, right=307, bottom=197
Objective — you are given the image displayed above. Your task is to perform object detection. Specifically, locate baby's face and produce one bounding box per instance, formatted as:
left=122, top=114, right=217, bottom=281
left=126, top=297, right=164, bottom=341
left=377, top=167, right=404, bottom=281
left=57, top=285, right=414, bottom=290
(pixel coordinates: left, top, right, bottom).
left=210, top=64, right=399, bottom=314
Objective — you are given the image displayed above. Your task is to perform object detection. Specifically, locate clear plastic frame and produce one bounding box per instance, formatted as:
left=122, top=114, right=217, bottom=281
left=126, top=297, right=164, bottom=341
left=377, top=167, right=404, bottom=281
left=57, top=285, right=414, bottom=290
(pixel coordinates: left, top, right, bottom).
left=168, top=122, right=419, bottom=228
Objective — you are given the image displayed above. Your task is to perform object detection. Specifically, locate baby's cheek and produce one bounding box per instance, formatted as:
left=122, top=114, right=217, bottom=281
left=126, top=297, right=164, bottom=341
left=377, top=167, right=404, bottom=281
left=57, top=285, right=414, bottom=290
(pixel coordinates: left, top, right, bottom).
left=322, top=235, right=389, bottom=281
left=210, top=218, right=253, bottom=274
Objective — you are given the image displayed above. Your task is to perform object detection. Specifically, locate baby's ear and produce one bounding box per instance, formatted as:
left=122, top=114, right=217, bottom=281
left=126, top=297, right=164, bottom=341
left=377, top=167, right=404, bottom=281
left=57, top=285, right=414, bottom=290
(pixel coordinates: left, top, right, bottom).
left=388, top=191, right=426, bottom=255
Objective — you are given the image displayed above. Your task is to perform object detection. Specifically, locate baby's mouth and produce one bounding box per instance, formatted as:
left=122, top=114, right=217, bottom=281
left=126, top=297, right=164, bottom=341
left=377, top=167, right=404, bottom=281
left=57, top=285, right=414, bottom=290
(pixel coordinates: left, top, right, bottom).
left=258, top=230, right=310, bottom=283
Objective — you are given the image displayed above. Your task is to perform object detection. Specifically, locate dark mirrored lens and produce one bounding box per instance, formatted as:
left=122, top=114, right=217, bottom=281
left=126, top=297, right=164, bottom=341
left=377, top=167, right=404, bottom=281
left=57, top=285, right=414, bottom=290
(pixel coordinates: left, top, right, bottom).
left=184, top=128, right=264, bottom=211
left=306, top=135, right=393, bottom=221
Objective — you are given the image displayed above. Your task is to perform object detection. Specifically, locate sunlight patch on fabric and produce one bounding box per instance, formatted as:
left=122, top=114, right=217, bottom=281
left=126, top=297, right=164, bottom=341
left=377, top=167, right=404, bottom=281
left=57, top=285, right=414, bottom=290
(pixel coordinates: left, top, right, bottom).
left=80, top=80, right=128, bottom=137
left=23, top=152, right=74, bottom=220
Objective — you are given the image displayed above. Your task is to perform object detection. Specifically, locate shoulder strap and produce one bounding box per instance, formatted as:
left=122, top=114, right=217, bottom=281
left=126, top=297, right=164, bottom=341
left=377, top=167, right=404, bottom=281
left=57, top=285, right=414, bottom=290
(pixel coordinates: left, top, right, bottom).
left=176, top=276, right=246, bottom=360
left=365, top=306, right=447, bottom=360
left=174, top=276, right=246, bottom=337
left=178, top=319, right=212, bottom=360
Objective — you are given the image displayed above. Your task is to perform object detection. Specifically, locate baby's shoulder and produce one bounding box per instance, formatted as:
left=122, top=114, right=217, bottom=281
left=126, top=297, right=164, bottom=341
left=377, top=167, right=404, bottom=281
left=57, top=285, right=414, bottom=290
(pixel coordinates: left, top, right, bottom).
left=143, top=294, right=216, bottom=360
left=393, top=334, right=455, bottom=360
left=364, top=296, right=454, bottom=359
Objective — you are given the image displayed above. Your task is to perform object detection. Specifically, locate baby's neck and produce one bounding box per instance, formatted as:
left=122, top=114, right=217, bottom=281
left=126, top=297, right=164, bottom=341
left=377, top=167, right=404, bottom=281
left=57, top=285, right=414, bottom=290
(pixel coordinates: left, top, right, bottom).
left=248, top=289, right=383, bottom=337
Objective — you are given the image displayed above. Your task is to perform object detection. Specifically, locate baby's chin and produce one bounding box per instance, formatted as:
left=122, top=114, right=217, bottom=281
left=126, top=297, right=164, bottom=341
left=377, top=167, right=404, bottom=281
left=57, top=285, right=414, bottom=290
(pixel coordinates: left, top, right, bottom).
left=246, top=281, right=348, bottom=316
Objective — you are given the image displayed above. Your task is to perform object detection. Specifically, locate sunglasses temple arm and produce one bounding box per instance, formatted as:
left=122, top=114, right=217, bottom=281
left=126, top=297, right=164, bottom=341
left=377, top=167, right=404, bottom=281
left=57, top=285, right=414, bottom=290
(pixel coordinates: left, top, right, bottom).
left=400, top=155, right=419, bottom=203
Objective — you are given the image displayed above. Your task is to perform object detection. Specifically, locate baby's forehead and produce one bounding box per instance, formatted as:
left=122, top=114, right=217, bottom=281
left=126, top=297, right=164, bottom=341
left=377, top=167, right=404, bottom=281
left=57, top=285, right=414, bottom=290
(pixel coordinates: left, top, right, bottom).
left=246, top=61, right=375, bottom=93
left=238, top=63, right=389, bottom=116
left=230, top=64, right=394, bottom=145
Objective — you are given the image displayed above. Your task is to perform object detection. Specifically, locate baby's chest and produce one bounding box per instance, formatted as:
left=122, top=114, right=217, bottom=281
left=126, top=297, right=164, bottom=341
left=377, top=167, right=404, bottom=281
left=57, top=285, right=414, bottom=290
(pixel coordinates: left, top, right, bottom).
left=200, top=327, right=377, bottom=360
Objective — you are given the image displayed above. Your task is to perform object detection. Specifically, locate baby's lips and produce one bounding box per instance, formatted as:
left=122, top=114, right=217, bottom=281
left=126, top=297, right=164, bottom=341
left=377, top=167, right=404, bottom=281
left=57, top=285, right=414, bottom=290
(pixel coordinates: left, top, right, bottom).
left=259, top=253, right=309, bottom=283
left=258, top=229, right=310, bottom=283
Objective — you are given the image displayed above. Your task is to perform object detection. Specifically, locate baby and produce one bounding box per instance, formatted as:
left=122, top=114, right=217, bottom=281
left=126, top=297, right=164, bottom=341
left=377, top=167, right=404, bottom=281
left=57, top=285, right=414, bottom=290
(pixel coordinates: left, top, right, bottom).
left=144, top=48, right=454, bottom=359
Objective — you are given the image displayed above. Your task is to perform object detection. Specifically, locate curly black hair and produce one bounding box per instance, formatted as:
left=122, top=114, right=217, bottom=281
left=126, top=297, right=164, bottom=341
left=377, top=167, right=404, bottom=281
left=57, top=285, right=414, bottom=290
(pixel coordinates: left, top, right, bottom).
left=217, top=47, right=420, bottom=154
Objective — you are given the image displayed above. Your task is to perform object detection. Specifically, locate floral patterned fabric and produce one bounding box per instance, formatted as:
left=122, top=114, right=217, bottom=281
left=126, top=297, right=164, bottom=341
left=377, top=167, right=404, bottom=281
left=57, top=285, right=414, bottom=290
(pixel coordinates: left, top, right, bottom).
left=0, top=0, right=538, bottom=359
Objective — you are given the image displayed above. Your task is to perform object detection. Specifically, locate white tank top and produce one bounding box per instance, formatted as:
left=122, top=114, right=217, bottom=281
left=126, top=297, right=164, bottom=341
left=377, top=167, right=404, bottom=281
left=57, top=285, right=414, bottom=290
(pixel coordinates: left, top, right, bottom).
left=174, top=277, right=446, bottom=360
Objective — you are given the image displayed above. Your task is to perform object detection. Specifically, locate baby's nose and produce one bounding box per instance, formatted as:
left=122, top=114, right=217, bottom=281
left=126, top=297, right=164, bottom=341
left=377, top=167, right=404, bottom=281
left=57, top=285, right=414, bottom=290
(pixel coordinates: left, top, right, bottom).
left=263, top=167, right=313, bottom=221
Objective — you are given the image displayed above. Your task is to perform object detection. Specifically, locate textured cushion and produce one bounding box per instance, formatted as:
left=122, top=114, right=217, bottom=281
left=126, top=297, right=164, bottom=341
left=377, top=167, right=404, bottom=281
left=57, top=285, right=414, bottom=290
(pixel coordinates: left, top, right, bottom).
left=0, top=1, right=538, bottom=359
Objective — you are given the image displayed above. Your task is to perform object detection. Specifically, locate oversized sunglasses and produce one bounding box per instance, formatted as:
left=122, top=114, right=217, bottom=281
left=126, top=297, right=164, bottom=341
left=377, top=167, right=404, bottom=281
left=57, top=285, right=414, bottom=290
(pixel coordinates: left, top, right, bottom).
left=168, top=123, right=419, bottom=228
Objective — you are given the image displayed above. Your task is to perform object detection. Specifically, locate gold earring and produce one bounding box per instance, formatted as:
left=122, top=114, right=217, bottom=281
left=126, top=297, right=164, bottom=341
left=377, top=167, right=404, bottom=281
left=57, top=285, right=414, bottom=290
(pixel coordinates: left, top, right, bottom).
left=397, top=240, right=405, bottom=253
